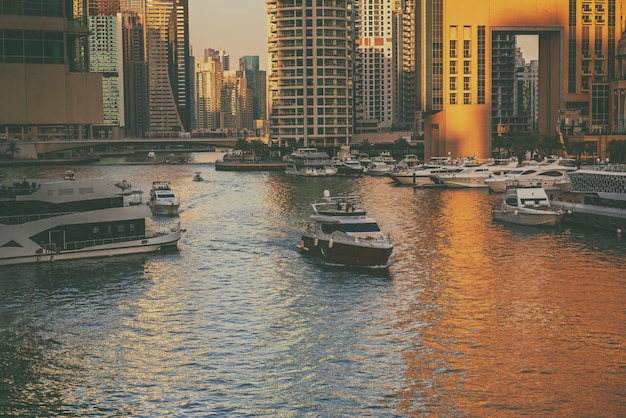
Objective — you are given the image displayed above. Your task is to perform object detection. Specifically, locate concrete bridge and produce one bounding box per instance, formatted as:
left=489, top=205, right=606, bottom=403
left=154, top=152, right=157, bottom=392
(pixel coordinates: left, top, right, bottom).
left=5, top=137, right=240, bottom=160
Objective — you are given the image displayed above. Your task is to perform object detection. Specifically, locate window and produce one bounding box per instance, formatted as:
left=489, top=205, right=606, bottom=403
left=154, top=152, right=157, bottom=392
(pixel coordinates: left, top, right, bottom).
left=464, top=92, right=471, bottom=104
left=450, top=61, right=457, bottom=74
left=464, top=60, right=471, bottom=74
left=464, top=76, right=471, bottom=90
left=450, top=77, right=457, bottom=90
left=450, top=40, right=457, bottom=58
left=464, top=40, right=471, bottom=58
left=450, top=93, right=457, bottom=104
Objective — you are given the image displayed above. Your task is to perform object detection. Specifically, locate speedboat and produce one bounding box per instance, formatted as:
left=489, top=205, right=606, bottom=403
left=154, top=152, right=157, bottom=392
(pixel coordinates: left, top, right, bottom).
left=0, top=178, right=182, bottom=266
left=284, top=148, right=337, bottom=176
left=148, top=181, right=180, bottom=215
left=491, top=186, right=565, bottom=226
left=297, top=190, right=394, bottom=267
left=193, top=172, right=204, bottom=182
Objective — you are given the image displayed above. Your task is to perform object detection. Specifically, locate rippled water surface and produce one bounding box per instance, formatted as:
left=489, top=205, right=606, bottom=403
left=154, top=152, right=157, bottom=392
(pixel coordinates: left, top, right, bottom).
left=1, top=155, right=626, bottom=416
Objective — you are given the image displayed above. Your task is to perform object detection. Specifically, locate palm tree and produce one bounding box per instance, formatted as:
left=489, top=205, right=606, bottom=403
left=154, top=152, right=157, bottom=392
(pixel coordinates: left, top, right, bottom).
left=607, top=139, right=626, bottom=163
left=538, top=133, right=565, bottom=157
left=566, top=140, right=588, bottom=163
left=359, top=138, right=373, bottom=155
left=393, top=137, right=409, bottom=158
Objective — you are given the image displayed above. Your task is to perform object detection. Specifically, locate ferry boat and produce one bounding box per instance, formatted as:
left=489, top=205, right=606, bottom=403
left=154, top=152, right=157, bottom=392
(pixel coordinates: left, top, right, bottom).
left=285, top=148, right=337, bottom=176
left=551, top=164, right=626, bottom=233
left=148, top=181, right=180, bottom=215
left=0, top=178, right=182, bottom=266
left=297, top=190, right=394, bottom=267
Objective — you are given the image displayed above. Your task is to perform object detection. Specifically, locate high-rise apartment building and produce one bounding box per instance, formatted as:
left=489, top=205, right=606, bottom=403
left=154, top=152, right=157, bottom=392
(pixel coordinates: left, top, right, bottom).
left=121, top=11, right=148, bottom=137
left=240, top=56, right=264, bottom=121
left=0, top=1, right=103, bottom=140
left=88, top=1, right=124, bottom=138
left=413, top=0, right=626, bottom=159
left=354, top=0, right=395, bottom=131
left=144, top=0, right=190, bottom=135
left=266, top=0, right=353, bottom=151
left=196, top=51, right=223, bottom=131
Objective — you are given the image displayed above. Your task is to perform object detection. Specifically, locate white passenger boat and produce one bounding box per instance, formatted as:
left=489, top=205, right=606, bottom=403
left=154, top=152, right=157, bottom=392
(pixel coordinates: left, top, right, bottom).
left=148, top=181, right=180, bottom=215
left=389, top=157, right=461, bottom=187
left=284, top=148, right=337, bottom=176
left=0, top=178, right=182, bottom=266
left=336, top=158, right=365, bottom=175
left=297, top=190, right=394, bottom=267
left=492, top=186, right=565, bottom=226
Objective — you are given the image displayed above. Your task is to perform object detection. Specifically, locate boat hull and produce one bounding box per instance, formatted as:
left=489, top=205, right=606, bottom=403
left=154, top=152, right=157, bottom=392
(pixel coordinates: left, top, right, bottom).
left=0, top=229, right=181, bottom=267
left=492, top=209, right=563, bottom=226
left=298, top=235, right=393, bottom=267
left=149, top=202, right=180, bottom=215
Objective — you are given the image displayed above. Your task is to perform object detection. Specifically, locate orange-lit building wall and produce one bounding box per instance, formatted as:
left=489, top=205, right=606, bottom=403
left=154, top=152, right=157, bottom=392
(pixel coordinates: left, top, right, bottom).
left=422, top=0, right=626, bottom=160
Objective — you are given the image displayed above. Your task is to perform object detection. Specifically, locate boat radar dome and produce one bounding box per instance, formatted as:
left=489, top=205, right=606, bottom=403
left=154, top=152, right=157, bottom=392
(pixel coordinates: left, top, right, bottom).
left=323, top=190, right=330, bottom=198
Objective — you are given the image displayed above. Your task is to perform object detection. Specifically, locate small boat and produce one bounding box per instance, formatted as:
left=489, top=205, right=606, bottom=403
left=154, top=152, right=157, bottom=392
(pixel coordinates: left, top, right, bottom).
left=336, top=158, right=365, bottom=175
left=365, top=160, right=392, bottom=176
left=193, top=172, right=204, bottom=182
left=148, top=181, right=180, bottom=215
left=491, top=186, right=565, bottom=226
left=297, top=190, right=394, bottom=267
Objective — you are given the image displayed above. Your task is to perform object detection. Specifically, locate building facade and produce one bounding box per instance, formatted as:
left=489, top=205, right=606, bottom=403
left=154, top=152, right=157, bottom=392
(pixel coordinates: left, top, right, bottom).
left=266, top=0, right=354, bottom=151
left=0, top=1, right=103, bottom=141
left=414, top=0, right=626, bottom=160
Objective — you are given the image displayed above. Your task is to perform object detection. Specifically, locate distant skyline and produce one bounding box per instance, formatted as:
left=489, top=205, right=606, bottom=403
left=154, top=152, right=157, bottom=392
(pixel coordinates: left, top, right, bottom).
left=188, top=2, right=538, bottom=69
left=188, top=0, right=268, bottom=69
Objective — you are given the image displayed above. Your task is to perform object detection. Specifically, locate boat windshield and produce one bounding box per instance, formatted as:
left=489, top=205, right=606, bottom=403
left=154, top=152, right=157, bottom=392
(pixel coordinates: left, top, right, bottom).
left=321, top=222, right=381, bottom=234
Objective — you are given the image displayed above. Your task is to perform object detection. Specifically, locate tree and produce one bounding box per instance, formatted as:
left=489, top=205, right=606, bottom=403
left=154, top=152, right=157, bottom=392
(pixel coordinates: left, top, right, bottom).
left=234, top=138, right=250, bottom=152
left=359, top=138, right=373, bottom=155
left=538, top=133, right=564, bottom=157
left=607, top=139, right=626, bottom=163
left=566, top=140, right=588, bottom=163
left=5, top=140, right=20, bottom=160
left=393, top=137, right=409, bottom=158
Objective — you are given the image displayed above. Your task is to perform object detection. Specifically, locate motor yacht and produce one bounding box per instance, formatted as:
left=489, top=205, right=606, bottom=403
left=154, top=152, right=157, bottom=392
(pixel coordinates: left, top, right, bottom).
left=148, top=181, right=180, bottom=215
left=284, top=148, right=337, bottom=176
left=492, top=186, right=565, bottom=226
left=485, top=158, right=578, bottom=192
left=297, top=190, right=394, bottom=267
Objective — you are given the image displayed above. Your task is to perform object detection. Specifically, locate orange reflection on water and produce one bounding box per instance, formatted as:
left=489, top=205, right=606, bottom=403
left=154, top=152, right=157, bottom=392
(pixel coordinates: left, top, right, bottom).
left=388, top=188, right=626, bottom=416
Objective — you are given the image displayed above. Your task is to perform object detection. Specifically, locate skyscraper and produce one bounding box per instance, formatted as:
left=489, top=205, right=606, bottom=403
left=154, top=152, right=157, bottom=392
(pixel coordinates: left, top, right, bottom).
left=266, top=0, right=353, bottom=151
left=0, top=1, right=103, bottom=140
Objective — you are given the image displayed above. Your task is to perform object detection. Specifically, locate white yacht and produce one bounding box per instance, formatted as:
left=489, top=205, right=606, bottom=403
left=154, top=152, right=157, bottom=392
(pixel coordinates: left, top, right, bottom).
left=284, top=148, right=337, bottom=176
left=492, top=186, right=565, bottom=226
left=0, top=178, right=182, bottom=266
left=434, top=160, right=519, bottom=188
left=389, top=157, right=460, bottom=187
left=148, top=181, right=180, bottom=215
left=485, top=158, right=578, bottom=192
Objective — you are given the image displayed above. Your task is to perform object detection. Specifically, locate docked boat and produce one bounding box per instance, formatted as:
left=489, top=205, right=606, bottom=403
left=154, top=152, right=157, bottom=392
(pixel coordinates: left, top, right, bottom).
left=551, top=164, right=626, bottom=232
left=284, top=148, right=337, bottom=176
left=485, top=157, right=578, bottom=192
left=193, top=172, right=204, bottom=182
left=0, top=178, right=182, bottom=266
left=492, top=186, right=565, bottom=226
left=148, top=181, right=180, bottom=215
left=433, top=159, right=519, bottom=188
left=336, top=158, right=365, bottom=175
left=394, top=154, right=420, bottom=171
left=389, top=157, right=462, bottom=187
left=365, top=160, right=392, bottom=176
left=297, top=190, right=394, bottom=267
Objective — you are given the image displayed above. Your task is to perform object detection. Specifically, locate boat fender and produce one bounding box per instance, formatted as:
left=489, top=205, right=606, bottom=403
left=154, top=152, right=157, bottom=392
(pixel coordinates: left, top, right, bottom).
left=328, top=239, right=334, bottom=248
left=300, top=239, right=305, bottom=249
left=314, top=238, right=318, bottom=246
left=514, top=210, right=519, bottom=216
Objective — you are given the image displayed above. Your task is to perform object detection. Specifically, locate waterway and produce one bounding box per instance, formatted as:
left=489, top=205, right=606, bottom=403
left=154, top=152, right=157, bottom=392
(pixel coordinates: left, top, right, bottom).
left=1, top=154, right=625, bottom=416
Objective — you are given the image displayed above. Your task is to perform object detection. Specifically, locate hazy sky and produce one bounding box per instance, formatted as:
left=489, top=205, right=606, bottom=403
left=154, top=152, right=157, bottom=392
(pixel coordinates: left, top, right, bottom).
left=188, top=0, right=268, bottom=69
left=188, top=1, right=539, bottom=69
